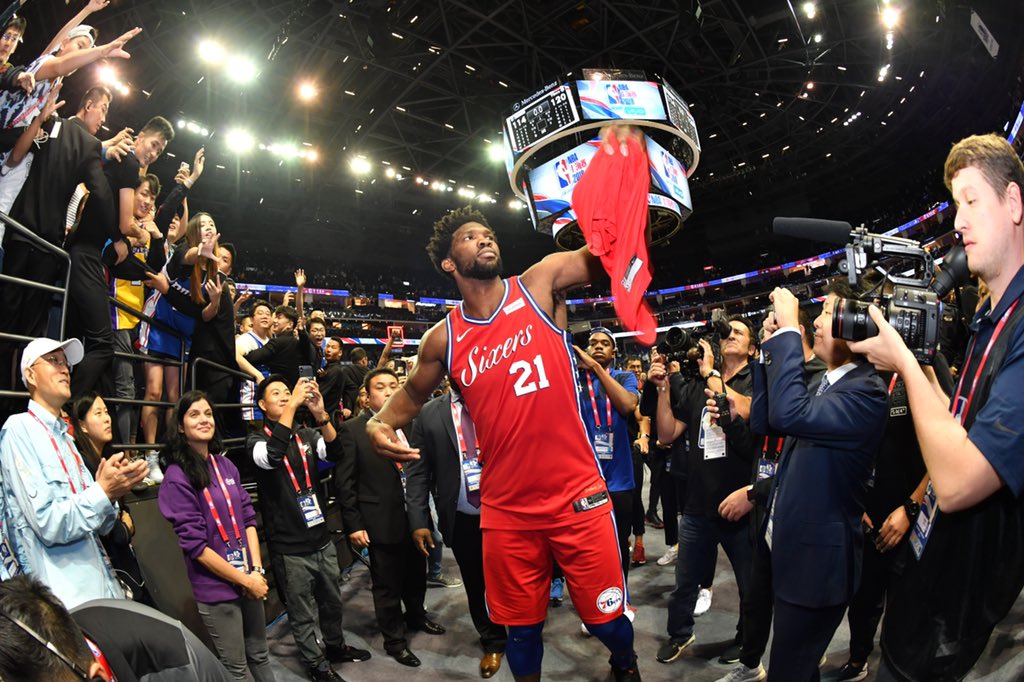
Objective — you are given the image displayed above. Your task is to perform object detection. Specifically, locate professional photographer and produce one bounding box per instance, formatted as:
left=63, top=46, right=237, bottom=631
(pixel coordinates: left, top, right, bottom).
left=849, top=134, right=1024, bottom=681
left=651, top=318, right=758, bottom=665
left=751, top=283, right=889, bottom=681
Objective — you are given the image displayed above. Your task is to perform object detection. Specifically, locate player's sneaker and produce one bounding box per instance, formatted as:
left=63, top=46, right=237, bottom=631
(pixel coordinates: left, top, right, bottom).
left=694, top=588, right=713, bottom=616
left=715, top=662, right=766, bottom=682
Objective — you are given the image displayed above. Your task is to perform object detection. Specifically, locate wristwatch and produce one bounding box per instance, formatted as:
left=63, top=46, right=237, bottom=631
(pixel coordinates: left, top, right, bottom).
left=704, top=369, right=721, bottom=381
left=251, top=565, right=266, bottom=576
left=745, top=485, right=756, bottom=502
left=316, top=415, right=331, bottom=428
left=904, top=498, right=921, bottom=520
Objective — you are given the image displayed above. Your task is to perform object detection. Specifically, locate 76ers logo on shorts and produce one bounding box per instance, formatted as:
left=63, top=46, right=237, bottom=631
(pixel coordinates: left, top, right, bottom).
left=596, top=586, right=624, bottom=614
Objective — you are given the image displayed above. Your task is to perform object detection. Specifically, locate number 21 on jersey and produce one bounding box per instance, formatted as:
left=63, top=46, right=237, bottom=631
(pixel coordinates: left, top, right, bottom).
left=510, top=354, right=550, bottom=396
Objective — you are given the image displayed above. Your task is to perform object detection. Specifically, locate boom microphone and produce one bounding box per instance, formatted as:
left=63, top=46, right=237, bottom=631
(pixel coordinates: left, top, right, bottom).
left=772, top=217, right=853, bottom=245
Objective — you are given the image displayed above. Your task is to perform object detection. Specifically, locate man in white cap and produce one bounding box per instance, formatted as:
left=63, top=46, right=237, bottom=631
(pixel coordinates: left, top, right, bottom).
left=0, top=337, right=148, bottom=608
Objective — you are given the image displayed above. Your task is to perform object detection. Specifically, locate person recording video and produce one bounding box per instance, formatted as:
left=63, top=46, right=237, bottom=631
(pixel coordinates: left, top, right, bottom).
left=848, top=133, right=1024, bottom=681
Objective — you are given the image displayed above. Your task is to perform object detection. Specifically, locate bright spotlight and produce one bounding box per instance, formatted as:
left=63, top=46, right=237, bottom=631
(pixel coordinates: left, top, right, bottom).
left=385, top=167, right=396, bottom=178
left=802, top=2, right=816, bottom=19
left=187, top=121, right=201, bottom=134
left=198, top=39, right=226, bottom=64
left=881, top=6, right=900, bottom=29
left=97, top=65, right=117, bottom=83
left=226, top=57, right=258, bottom=84
left=225, top=128, right=255, bottom=153
left=487, top=143, right=504, bottom=162
left=297, top=81, right=318, bottom=102
left=350, top=157, right=372, bottom=175
left=813, top=33, right=822, bottom=43
left=305, top=150, right=319, bottom=162
left=177, top=119, right=186, bottom=129
left=508, top=199, right=524, bottom=210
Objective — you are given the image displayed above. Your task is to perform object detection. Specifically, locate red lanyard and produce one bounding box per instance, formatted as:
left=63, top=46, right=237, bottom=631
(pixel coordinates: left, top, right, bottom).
left=393, top=427, right=409, bottom=474
left=203, top=456, right=243, bottom=547
left=27, top=411, right=85, bottom=494
left=761, top=435, right=784, bottom=459
left=950, top=298, right=1020, bottom=425
left=888, top=373, right=899, bottom=395
left=450, top=400, right=478, bottom=461
left=586, top=372, right=613, bottom=430
left=264, top=426, right=313, bottom=493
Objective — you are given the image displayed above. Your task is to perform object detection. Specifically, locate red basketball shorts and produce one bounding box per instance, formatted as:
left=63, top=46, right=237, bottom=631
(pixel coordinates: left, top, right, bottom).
left=481, top=507, right=626, bottom=625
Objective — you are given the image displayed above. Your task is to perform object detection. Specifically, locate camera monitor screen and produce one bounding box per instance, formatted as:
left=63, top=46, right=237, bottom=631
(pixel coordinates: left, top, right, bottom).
left=576, top=80, right=667, bottom=121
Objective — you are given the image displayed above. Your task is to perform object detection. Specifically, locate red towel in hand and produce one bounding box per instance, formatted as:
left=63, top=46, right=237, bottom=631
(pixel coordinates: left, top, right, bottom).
left=572, top=136, right=657, bottom=346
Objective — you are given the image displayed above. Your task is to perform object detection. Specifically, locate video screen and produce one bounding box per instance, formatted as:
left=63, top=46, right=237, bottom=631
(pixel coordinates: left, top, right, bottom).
left=505, top=84, right=580, bottom=152
left=526, top=137, right=601, bottom=232
left=646, top=136, right=692, bottom=212
left=576, top=80, right=667, bottom=121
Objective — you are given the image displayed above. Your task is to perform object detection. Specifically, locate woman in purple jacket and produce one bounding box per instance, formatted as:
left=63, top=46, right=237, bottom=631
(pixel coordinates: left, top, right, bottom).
left=157, top=390, right=276, bottom=682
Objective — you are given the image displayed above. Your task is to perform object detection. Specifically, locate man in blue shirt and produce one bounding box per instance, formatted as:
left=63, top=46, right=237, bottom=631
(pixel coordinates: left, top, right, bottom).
left=0, top=337, right=147, bottom=608
left=850, top=134, right=1024, bottom=681
left=574, top=328, right=639, bottom=581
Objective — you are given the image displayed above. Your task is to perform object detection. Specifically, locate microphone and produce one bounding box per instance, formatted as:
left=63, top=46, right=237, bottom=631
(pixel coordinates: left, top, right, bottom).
left=932, top=245, right=970, bottom=298
left=772, top=217, right=853, bottom=245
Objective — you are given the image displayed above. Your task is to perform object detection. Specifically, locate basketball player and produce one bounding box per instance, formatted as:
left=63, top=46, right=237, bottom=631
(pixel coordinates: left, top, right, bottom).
left=367, top=126, right=642, bottom=682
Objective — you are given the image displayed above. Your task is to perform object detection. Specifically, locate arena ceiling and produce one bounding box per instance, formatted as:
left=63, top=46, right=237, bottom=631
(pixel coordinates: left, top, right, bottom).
left=21, top=0, right=1024, bottom=285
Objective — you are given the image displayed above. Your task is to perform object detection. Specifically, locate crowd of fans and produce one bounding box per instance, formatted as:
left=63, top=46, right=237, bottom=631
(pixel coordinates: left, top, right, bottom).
left=0, top=3, right=1021, bottom=682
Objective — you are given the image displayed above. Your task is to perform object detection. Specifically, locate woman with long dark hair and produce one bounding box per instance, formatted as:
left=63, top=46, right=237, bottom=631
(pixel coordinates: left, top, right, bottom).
left=139, top=209, right=222, bottom=482
left=66, top=393, right=151, bottom=604
left=157, top=391, right=274, bottom=681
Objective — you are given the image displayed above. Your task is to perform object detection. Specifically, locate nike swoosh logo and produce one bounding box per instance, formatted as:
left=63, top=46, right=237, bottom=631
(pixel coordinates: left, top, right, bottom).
left=456, top=329, right=472, bottom=342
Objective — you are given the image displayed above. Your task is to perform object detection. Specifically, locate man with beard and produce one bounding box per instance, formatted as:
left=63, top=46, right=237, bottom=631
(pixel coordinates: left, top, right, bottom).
left=368, top=127, right=642, bottom=682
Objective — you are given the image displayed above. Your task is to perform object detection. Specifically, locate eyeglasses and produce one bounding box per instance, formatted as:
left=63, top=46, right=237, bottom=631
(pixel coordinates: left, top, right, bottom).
left=0, top=609, right=97, bottom=680
left=1, top=32, right=20, bottom=43
left=34, top=354, right=71, bottom=370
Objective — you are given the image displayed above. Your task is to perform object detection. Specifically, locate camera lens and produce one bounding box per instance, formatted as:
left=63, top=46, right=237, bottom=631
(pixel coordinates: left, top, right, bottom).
left=832, top=298, right=878, bottom=341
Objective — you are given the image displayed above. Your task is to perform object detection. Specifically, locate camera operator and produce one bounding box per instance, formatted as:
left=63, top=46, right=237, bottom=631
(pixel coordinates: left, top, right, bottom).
left=848, top=134, right=1024, bottom=681
left=751, top=283, right=889, bottom=682
left=650, top=318, right=758, bottom=665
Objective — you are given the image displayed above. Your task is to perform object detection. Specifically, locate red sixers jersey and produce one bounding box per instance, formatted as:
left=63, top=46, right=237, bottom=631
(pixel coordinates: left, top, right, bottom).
left=446, top=276, right=607, bottom=530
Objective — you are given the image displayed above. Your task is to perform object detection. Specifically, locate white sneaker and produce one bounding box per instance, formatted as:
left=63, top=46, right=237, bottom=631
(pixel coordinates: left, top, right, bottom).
left=146, top=453, right=164, bottom=484
left=694, top=587, right=713, bottom=616
left=657, top=544, right=678, bottom=566
left=715, top=662, right=766, bottom=682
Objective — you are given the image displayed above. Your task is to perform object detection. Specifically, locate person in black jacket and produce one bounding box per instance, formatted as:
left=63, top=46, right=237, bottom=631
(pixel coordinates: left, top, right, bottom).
left=336, top=368, right=445, bottom=668
left=405, top=391, right=507, bottom=679
left=248, top=374, right=370, bottom=682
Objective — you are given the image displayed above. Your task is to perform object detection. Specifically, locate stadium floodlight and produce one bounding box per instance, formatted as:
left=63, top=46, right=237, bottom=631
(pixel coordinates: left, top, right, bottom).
left=225, top=128, right=255, bottom=153
left=198, top=39, right=226, bottom=64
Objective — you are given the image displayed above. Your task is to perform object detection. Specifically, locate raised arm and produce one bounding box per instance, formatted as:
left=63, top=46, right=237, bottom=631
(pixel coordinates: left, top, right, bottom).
left=35, top=27, right=142, bottom=83
left=367, top=321, right=448, bottom=461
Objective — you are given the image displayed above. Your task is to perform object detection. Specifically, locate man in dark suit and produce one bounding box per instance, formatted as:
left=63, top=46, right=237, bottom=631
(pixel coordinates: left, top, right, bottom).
left=750, top=284, right=888, bottom=682
left=0, top=87, right=116, bottom=416
left=336, top=368, right=445, bottom=668
left=405, top=391, right=507, bottom=679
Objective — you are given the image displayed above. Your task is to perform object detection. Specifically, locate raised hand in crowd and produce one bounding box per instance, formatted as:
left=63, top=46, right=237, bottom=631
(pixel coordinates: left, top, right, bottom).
left=103, top=127, right=134, bottom=162
left=646, top=350, right=669, bottom=388
left=99, top=27, right=143, bottom=61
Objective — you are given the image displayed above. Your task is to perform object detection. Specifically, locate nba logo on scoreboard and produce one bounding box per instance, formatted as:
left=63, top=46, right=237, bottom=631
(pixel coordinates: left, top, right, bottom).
left=556, top=158, right=572, bottom=188
left=605, top=83, right=622, bottom=105
left=661, top=151, right=681, bottom=185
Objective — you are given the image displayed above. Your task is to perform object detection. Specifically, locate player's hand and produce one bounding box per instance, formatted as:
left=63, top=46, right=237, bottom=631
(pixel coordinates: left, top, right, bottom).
left=599, top=124, right=644, bottom=157
left=411, top=528, right=434, bottom=557
left=349, top=530, right=370, bottom=549
left=366, top=418, right=420, bottom=462
left=718, top=486, right=753, bottom=522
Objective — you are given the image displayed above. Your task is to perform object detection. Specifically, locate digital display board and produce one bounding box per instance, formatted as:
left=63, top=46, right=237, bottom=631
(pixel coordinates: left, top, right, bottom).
left=662, top=82, right=700, bottom=151
left=526, top=137, right=601, bottom=232
left=576, top=80, right=667, bottom=121
left=505, top=84, right=580, bottom=152
left=646, top=135, right=692, bottom=212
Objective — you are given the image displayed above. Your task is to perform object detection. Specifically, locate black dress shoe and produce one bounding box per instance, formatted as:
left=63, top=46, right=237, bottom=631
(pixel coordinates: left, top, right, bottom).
left=325, top=643, right=372, bottom=663
left=390, top=648, right=421, bottom=667
left=409, top=617, right=446, bottom=635
left=308, top=663, right=345, bottom=682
